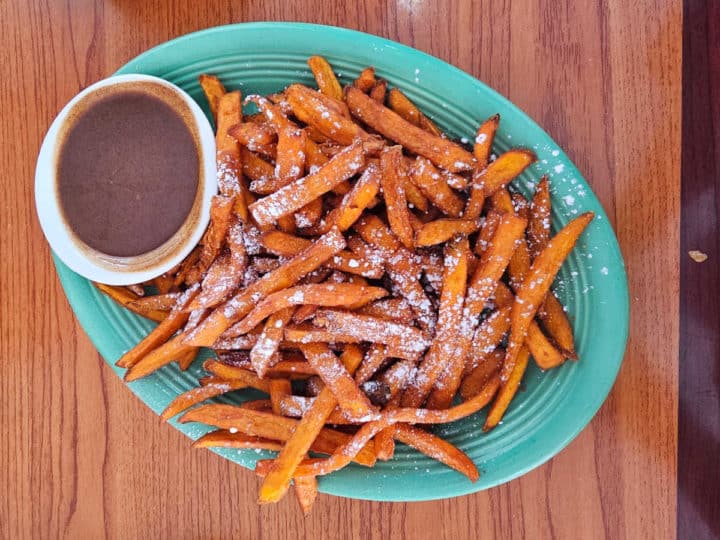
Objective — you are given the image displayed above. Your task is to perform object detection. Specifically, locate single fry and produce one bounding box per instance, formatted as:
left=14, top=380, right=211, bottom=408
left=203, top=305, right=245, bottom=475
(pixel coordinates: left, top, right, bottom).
left=345, top=86, right=474, bottom=172
left=308, top=56, right=343, bottom=100
left=128, top=293, right=179, bottom=315
left=249, top=142, right=367, bottom=228
left=95, top=283, right=166, bottom=322
left=270, top=378, right=292, bottom=415
left=527, top=176, right=552, bottom=258
left=393, top=424, right=478, bottom=481
left=357, top=298, right=414, bottom=324
left=387, top=88, right=442, bottom=136
left=275, top=126, right=308, bottom=187
left=198, top=74, right=226, bottom=120
left=195, top=195, right=236, bottom=277
left=381, top=146, right=414, bottom=249
left=353, top=67, right=376, bottom=92
left=193, top=430, right=283, bottom=452
left=477, top=149, right=536, bottom=196
left=286, top=84, right=367, bottom=145
left=160, top=379, right=250, bottom=421
left=484, top=347, right=530, bottom=431
left=322, top=163, right=381, bottom=232
left=473, top=114, right=499, bottom=170
left=229, top=121, right=276, bottom=147
left=293, top=476, right=319, bottom=515
left=369, top=79, right=387, bottom=102
left=415, top=218, right=481, bottom=247
left=538, top=292, right=578, bottom=359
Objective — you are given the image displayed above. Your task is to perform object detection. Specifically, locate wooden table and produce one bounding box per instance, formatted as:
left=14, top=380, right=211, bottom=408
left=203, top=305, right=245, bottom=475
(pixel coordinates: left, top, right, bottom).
left=0, top=1, right=684, bottom=538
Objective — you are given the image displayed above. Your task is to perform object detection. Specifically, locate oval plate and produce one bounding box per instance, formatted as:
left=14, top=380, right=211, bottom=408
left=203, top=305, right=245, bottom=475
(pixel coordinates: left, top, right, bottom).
left=52, top=22, right=629, bottom=502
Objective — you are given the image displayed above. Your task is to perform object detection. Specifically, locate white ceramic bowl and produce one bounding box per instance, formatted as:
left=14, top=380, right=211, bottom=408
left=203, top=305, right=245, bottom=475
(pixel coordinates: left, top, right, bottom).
left=35, top=74, right=217, bottom=285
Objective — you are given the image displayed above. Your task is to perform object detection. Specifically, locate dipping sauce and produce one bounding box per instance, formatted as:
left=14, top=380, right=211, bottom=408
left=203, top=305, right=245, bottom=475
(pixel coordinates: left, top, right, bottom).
left=57, top=87, right=200, bottom=257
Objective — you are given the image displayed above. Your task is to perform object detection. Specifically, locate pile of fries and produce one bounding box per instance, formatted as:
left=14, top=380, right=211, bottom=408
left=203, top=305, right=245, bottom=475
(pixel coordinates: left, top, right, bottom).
left=97, top=56, right=593, bottom=513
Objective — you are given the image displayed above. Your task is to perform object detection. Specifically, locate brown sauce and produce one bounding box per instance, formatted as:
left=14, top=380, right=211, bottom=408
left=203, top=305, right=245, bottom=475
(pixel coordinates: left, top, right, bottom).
left=57, top=87, right=199, bottom=257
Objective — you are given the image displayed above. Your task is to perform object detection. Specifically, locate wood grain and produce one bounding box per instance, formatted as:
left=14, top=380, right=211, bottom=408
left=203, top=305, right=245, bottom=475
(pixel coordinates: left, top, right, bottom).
left=0, top=1, right=681, bottom=538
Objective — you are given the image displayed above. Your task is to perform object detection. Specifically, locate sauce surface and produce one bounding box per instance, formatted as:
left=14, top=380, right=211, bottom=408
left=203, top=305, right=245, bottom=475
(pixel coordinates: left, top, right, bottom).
left=57, top=89, right=199, bottom=257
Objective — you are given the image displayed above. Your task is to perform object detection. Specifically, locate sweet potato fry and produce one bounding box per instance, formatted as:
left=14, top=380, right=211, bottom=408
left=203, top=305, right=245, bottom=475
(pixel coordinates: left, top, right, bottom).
left=242, top=149, right=275, bottom=188
left=489, top=186, right=515, bottom=214
left=286, top=84, right=368, bottom=145
left=473, top=211, right=501, bottom=257
left=202, top=360, right=272, bottom=392
left=117, top=284, right=200, bottom=371
left=250, top=142, right=367, bottom=228
left=369, top=79, right=387, bottom=103
left=250, top=307, right=295, bottom=377
left=180, top=404, right=376, bottom=466
left=193, top=430, right=283, bottom=451
left=270, top=378, right=292, bottom=415
left=484, top=347, right=530, bottom=431
left=527, top=321, right=566, bottom=369
left=357, top=298, right=414, bottom=324
left=477, top=149, right=536, bottom=196
left=184, top=228, right=346, bottom=347
left=128, top=293, right=179, bottom=315
left=229, top=121, right=276, bottom=147
left=293, top=476, right=319, bottom=515
left=508, top=237, right=532, bottom=291
left=354, top=344, right=389, bottom=385
left=258, top=344, right=364, bottom=503
left=537, top=292, right=577, bottom=358
left=298, top=343, right=376, bottom=421
left=353, top=67, right=376, bottom=92
left=224, top=284, right=388, bottom=337
left=408, top=157, right=464, bottom=217
left=403, top=178, right=430, bottom=212
left=415, top=218, right=481, bottom=247
left=345, top=86, right=474, bottom=172
left=393, top=424, right=479, bottom=481
left=381, top=146, right=414, bottom=249
left=198, top=74, right=226, bottom=121
left=313, top=309, right=430, bottom=359
left=308, top=56, right=343, bottom=100
left=527, top=176, right=551, bottom=258
left=295, top=197, right=323, bottom=229
left=322, top=163, right=381, bottom=232
left=401, top=237, right=468, bottom=407
left=473, top=114, right=499, bottom=170
left=460, top=348, right=504, bottom=400
left=386, top=88, right=442, bottom=136
left=511, top=192, right=530, bottom=220
left=500, top=212, right=593, bottom=382
left=215, top=92, right=248, bottom=217
left=275, top=126, right=308, bottom=187
left=160, top=378, right=250, bottom=421
left=95, top=283, right=167, bottom=322
left=420, top=214, right=526, bottom=409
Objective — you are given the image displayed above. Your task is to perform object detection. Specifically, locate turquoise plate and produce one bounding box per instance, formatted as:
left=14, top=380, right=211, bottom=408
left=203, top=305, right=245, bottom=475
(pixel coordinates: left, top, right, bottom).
left=52, top=22, right=629, bottom=502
